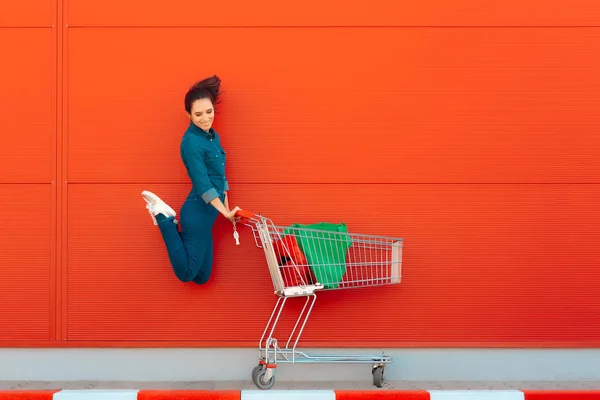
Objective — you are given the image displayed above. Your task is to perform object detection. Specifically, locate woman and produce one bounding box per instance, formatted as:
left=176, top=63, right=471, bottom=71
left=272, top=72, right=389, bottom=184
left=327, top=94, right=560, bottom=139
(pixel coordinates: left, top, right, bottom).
left=141, top=75, right=241, bottom=284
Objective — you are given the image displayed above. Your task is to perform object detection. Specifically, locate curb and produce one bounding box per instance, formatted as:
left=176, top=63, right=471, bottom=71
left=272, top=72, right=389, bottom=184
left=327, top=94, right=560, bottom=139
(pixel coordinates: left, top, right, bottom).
left=1, top=390, right=600, bottom=400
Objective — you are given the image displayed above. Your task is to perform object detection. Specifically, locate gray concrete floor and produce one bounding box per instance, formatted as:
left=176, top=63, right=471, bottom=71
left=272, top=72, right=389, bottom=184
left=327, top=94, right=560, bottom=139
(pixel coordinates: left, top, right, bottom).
left=1, top=381, right=599, bottom=391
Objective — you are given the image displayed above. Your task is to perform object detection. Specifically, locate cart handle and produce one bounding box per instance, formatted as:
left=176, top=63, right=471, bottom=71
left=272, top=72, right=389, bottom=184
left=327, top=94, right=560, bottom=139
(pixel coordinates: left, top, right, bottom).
left=235, top=209, right=258, bottom=220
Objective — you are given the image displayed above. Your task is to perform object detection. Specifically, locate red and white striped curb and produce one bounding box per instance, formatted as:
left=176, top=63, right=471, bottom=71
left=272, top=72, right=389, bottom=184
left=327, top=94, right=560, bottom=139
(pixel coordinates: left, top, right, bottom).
left=1, top=389, right=599, bottom=400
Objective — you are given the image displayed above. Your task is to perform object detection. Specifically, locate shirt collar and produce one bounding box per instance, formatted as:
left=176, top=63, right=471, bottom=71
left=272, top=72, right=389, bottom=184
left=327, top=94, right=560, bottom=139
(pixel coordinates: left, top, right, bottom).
left=188, top=121, right=215, bottom=138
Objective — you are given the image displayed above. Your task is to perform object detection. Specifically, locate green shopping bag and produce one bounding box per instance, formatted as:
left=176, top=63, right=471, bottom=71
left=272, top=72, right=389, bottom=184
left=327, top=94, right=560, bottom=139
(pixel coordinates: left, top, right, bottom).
left=283, top=222, right=352, bottom=289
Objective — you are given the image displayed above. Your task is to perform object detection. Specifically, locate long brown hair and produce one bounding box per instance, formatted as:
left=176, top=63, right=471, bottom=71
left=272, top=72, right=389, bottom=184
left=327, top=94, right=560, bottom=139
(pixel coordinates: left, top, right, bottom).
left=184, top=75, right=221, bottom=113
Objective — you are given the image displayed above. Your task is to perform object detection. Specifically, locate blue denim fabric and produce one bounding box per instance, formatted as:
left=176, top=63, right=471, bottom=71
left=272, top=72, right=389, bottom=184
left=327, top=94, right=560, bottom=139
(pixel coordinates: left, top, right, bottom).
left=180, top=121, right=229, bottom=204
left=155, top=121, right=230, bottom=284
left=157, top=192, right=225, bottom=284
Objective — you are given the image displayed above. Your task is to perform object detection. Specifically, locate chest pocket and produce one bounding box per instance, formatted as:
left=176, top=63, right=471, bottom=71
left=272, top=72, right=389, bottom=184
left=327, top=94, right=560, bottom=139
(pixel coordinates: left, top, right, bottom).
left=205, top=149, right=226, bottom=173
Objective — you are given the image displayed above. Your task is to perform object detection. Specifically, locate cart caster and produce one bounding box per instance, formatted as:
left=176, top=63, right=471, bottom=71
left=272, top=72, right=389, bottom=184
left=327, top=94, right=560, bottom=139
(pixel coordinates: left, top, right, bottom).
left=253, top=366, right=276, bottom=390
left=372, top=366, right=385, bottom=388
left=251, top=364, right=264, bottom=384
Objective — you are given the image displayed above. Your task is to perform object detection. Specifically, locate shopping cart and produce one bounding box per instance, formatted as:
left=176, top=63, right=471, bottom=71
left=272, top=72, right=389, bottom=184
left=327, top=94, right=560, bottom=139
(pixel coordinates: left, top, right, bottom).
left=233, top=210, right=403, bottom=390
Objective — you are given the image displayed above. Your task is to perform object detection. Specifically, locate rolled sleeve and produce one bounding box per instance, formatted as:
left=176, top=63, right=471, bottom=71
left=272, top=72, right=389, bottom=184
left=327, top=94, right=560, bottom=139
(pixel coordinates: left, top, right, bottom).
left=201, top=188, right=219, bottom=203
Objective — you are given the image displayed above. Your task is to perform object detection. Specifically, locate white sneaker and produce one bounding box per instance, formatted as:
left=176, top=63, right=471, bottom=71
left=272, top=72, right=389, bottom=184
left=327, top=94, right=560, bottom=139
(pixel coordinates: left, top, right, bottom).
left=141, top=190, right=178, bottom=225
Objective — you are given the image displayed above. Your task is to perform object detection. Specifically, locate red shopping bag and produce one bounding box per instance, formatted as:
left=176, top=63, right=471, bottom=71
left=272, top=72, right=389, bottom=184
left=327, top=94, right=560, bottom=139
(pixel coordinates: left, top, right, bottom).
left=272, top=234, right=313, bottom=286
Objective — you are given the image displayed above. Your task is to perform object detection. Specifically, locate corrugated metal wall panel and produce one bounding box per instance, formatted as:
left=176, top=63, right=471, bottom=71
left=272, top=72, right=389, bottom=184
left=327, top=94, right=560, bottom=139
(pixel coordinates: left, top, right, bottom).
left=0, top=29, right=55, bottom=183
left=66, top=183, right=600, bottom=345
left=0, top=10, right=55, bottom=343
left=0, top=0, right=53, bottom=26
left=0, top=0, right=598, bottom=347
left=0, top=185, right=53, bottom=341
left=66, top=0, right=600, bottom=27
left=66, top=28, right=600, bottom=184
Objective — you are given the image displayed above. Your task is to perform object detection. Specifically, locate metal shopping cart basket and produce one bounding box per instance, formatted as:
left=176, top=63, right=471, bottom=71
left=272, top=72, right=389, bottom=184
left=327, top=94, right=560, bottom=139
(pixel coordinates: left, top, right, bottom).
left=233, top=210, right=403, bottom=390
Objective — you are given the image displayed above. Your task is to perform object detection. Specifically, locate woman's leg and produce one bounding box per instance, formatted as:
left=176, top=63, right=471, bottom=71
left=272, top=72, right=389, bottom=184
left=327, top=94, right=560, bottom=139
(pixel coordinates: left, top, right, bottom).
left=191, top=233, right=213, bottom=285
left=152, top=192, right=219, bottom=284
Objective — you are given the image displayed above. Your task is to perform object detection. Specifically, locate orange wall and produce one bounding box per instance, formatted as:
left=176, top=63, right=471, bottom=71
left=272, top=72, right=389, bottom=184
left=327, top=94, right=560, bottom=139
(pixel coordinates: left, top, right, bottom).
left=1, top=0, right=600, bottom=348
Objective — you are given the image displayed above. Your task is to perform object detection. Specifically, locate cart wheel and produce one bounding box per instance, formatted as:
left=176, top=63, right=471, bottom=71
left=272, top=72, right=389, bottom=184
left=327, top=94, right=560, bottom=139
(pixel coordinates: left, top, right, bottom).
left=372, top=366, right=385, bottom=388
left=254, top=368, right=276, bottom=390
left=251, top=365, right=264, bottom=385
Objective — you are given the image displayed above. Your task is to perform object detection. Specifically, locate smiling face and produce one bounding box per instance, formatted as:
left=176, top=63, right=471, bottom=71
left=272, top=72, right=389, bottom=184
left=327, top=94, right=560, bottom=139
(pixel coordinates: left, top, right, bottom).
left=187, top=98, right=215, bottom=132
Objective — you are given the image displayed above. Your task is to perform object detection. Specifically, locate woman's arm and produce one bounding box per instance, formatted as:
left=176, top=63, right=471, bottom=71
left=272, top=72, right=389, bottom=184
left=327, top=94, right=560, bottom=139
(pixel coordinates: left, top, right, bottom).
left=182, top=136, right=220, bottom=203
left=210, top=196, right=239, bottom=221
left=182, top=136, right=239, bottom=220
left=224, top=191, right=230, bottom=211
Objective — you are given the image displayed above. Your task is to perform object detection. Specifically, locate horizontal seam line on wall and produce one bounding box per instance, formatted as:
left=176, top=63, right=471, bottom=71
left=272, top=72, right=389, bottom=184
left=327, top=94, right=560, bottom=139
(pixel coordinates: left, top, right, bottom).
left=0, top=181, right=55, bottom=184
left=63, top=25, right=600, bottom=28
left=62, top=181, right=600, bottom=185
left=0, top=26, right=54, bottom=28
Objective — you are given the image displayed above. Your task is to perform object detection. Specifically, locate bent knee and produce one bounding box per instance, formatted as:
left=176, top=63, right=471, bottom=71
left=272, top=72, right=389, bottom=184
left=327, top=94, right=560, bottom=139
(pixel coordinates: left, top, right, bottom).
left=192, top=274, right=211, bottom=285
left=176, top=274, right=194, bottom=283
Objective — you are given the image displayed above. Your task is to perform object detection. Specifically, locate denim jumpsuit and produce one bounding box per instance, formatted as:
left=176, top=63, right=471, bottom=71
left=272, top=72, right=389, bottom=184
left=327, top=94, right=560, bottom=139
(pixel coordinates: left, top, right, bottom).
left=156, top=121, right=229, bottom=284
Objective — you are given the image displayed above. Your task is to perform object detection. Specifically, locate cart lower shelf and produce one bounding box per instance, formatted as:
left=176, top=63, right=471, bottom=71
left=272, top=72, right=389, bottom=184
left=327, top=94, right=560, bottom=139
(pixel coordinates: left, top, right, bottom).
left=251, top=349, right=391, bottom=390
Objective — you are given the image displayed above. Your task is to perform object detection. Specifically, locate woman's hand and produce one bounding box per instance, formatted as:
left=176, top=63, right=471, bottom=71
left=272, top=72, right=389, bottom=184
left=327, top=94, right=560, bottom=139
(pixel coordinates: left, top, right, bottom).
left=209, top=197, right=241, bottom=222
left=225, top=206, right=242, bottom=222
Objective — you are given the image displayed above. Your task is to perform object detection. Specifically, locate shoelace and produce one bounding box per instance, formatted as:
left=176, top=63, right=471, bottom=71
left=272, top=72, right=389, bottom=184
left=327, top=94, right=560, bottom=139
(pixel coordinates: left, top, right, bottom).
left=145, top=201, right=177, bottom=225
left=145, top=204, right=157, bottom=224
